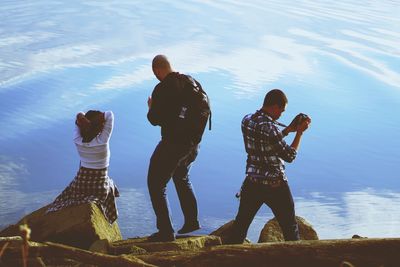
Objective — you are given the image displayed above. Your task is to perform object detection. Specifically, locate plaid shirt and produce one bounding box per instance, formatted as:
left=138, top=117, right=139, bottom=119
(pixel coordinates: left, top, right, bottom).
left=242, top=109, right=297, bottom=183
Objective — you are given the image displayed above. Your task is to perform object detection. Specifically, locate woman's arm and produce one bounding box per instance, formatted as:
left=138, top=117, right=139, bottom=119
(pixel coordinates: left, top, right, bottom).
left=98, top=111, right=114, bottom=143
left=73, top=112, right=87, bottom=140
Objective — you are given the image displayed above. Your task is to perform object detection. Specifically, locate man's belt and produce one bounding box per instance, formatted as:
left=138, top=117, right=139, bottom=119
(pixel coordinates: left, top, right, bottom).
left=245, top=176, right=286, bottom=188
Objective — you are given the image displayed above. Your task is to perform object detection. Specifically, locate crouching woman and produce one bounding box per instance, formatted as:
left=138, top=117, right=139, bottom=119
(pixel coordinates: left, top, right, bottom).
left=47, top=110, right=119, bottom=224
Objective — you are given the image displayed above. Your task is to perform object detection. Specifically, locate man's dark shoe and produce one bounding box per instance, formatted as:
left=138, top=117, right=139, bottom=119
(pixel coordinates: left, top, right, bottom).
left=147, top=231, right=176, bottom=242
left=177, top=221, right=201, bottom=234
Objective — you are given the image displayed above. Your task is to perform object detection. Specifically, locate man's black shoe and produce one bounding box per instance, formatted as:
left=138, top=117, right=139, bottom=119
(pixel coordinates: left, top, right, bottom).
left=147, top=232, right=176, bottom=242
left=177, top=221, right=201, bottom=234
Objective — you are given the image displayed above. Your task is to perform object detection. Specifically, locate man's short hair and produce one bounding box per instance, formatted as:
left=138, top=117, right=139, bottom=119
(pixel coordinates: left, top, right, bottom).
left=263, top=89, right=288, bottom=108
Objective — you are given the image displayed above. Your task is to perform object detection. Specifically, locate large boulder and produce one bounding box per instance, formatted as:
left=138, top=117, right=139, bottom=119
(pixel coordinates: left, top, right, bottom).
left=0, top=203, right=122, bottom=249
left=209, top=220, right=234, bottom=243
left=108, top=235, right=222, bottom=255
left=258, top=216, right=318, bottom=243
left=210, top=220, right=250, bottom=244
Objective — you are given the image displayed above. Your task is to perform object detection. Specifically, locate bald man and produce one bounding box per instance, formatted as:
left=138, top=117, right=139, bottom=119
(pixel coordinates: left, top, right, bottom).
left=146, top=55, right=207, bottom=242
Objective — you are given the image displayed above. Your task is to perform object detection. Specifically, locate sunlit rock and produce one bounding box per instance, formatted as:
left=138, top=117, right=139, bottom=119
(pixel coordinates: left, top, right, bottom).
left=210, top=220, right=250, bottom=244
left=258, top=216, right=318, bottom=243
left=110, top=235, right=221, bottom=255
left=352, top=234, right=367, bottom=239
left=0, top=203, right=122, bottom=249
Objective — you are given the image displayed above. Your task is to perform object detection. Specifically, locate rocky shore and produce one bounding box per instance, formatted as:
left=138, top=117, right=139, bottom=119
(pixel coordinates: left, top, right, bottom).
left=1, top=203, right=399, bottom=266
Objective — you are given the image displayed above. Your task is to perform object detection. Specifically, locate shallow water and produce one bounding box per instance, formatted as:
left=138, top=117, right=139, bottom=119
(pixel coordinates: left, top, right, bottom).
left=1, top=0, right=399, bottom=242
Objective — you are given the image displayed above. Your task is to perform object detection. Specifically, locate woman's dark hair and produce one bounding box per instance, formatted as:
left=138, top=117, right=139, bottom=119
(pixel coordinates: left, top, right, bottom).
left=263, top=89, right=288, bottom=108
left=80, top=110, right=104, bottom=143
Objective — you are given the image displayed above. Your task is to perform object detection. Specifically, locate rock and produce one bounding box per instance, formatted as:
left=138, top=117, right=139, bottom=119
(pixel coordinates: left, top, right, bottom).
left=210, top=220, right=251, bottom=244
left=1, top=257, right=46, bottom=267
left=352, top=234, right=367, bottom=239
left=209, top=220, right=235, bottom=244
left=340, top=261, right=356, bottom=267
left=0, top=203, right=122, bottom=249
left=135, top=238, right=400, bottom=267
left=258, top=216, right=318, bottom=243
left=90, top=238, right=147, bottom=255
left=112, top=243, right=148, bottom=255
left=0, top=236, right=23, bottom=246
left=0, top=241, right=153, bottom=267
left=111, top=235, right=221, bottom=255
left=89, top=239, right=110, bottom=254
left=3, top=234, right=400, bottom=266
left=257, top=216, right=318, bottom=243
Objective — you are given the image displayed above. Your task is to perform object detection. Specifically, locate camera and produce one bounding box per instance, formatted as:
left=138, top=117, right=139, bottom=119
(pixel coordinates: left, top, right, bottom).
left=292, top=113, right=310, bottom=127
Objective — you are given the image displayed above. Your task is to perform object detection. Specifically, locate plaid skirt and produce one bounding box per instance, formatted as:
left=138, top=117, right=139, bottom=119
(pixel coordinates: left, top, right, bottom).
left=47, top=167, right=119, bottom=224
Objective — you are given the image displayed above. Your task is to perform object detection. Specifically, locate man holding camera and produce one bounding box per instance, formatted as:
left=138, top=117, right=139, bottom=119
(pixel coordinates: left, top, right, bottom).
left=227, top=89, right=311, bottom=244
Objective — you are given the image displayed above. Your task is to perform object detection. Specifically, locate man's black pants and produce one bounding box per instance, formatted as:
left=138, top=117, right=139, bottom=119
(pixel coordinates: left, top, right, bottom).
left=228, top=178, right=300, bottom=243
left=147, top=140, right=199, bottom=234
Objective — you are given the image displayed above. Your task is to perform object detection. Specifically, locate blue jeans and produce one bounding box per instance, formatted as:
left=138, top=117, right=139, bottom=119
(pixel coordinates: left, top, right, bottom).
left=228, top=178, right=300, bottom=243
left=147, top=140, right=199, bottom=234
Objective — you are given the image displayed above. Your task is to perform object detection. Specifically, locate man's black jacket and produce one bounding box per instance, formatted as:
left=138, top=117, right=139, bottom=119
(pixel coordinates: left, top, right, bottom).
left=147, top=72, right=200, bottom=146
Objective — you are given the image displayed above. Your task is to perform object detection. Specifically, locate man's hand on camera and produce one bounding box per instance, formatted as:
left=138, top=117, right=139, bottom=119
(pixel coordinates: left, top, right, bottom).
left=288, top=114, right=301, bottom=130
left=284, top=113, right=304, bottom=135
left=297, top=116, right=311, bottom=133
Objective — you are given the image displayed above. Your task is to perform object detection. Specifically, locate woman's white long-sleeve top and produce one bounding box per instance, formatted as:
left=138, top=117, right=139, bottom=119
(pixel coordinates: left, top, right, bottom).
left=73, top=111, right=114, bottom=169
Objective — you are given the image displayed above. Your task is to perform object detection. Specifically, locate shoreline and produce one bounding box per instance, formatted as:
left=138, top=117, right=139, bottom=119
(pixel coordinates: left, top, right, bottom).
left=1, top=235, right=400, bottom=266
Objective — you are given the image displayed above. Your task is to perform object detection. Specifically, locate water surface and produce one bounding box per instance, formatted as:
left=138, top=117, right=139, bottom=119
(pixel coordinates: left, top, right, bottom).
left=1, top=0, right=399, bottom=242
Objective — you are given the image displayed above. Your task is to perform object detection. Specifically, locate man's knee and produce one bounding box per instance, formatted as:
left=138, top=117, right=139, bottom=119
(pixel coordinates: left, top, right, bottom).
left=148, top=176, right=166, bottom=194
left=173, top=174, right=191, bottom=185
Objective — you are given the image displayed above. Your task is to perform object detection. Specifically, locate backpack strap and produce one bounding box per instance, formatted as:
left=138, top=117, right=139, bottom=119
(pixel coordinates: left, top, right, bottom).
left=183, top=74, right=212, bottom=131
left=204, top=91, right=212, bottom=131
left=198, top=82, right=212, bottom=131
left=208, top=110, right=212, bottom=130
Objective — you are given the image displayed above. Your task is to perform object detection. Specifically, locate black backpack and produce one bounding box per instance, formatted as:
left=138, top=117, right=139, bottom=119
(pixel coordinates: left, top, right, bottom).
left=176, top=74, right=211, bottom=144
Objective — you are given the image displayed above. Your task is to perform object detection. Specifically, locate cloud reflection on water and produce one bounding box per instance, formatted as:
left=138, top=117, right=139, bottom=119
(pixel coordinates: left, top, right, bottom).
left=289, top=28, right=400, bottom=87
left=95, top=35, right=314, bottom=94
left=0, top=0, right=399, bottom=139
left=0, top=156, right=56, bottom=227
left=2, top=165, right=399, bottom=241
left=245, top=190, right=400, bottom=242
left=1, top=0, right=399, bottom=90
left=1, top=0, right=399, bottom=240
